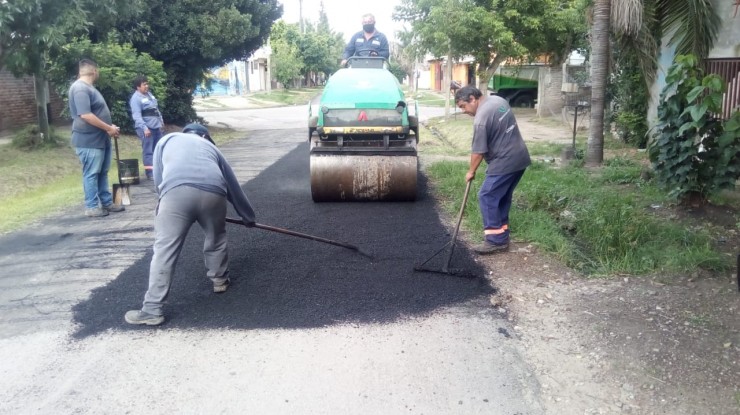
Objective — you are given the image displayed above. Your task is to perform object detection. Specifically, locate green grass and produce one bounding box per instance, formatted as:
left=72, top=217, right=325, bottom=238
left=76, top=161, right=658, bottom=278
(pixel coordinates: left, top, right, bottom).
left=419, top=114, right=737, bottom=275
left=0, top=125, right=244, bottom=234
left=426, top=159, right=732, bottom=276
left=253, top=88, right=322, bottom=105
left=409, top=90, right=455, bottom=107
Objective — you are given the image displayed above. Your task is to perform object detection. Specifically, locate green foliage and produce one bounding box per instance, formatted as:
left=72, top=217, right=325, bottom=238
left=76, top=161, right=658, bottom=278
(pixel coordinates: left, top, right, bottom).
left=47, top=39, right=167, bottom=134
left=116, top=0, right=282, bottom=124
left=608, top=51, right=650, bottom=148
left=300, top=23, right=344, bottom=78
left=10, top=125, right=65, bottom=150
left=270, top=20, right=343, bottom=87
left=648, top=55, right=740, bottom=204
left=388, top=61, right=407, bottom=83
left=426, top=160, right=729, bottom=275
left=0, top=0, right=90, bottom=76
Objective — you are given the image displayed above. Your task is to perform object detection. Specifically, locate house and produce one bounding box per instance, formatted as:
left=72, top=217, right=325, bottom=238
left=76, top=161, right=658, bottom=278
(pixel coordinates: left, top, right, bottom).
left=227, top=46, right=272, bottom=95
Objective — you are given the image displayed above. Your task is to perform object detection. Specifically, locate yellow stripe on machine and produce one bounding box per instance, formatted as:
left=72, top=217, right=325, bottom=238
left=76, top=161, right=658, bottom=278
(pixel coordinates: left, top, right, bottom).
left=321, top=126, right=405, bottom=134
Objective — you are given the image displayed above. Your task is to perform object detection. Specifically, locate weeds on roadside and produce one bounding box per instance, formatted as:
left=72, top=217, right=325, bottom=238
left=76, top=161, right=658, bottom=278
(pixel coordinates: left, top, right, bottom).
left=11, top=125, right=66, bottom=150
left=426, top=160, right=730, bottom=276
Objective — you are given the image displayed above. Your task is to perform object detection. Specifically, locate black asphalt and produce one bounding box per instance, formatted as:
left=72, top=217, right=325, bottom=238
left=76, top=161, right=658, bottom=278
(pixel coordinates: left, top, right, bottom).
left=71, top=134, right=493, bottom=338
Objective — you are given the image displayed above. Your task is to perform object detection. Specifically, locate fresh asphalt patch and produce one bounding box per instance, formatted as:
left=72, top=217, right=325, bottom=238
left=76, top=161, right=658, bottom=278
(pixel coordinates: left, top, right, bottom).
left=72, top=142, right=493, bottom=338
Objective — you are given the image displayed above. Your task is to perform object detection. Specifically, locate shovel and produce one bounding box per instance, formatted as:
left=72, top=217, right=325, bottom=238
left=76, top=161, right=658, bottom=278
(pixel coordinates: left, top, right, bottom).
left=414, top=180, right=475, bottom=277
left=112, top=134, right=131, bottom=206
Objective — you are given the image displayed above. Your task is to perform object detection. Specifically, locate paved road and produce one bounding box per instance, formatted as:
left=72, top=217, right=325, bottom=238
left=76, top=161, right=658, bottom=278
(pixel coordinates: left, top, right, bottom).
left=0, top=106, right=544, bottom=414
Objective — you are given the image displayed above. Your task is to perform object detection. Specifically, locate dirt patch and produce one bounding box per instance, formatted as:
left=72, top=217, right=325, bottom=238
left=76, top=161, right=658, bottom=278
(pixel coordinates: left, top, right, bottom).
left=424, top=112, right=740, bottom=414
left=481, top=246, right=739, bottom=415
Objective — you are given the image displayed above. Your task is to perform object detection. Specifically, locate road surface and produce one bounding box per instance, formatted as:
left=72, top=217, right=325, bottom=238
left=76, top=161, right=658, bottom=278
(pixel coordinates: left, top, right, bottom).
left=0, top=105, right=545, bottom=414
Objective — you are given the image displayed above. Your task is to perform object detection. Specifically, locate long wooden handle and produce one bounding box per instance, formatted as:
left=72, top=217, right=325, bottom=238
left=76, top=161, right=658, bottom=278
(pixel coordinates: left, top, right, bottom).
left=225, top=217, right=364, bottom=254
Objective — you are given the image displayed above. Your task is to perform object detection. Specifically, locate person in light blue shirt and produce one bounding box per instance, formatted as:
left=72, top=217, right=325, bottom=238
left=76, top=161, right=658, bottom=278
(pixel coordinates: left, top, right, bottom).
left=129, top=75, right=164, bottom=180
left=125, top=124, right=256, bottom=326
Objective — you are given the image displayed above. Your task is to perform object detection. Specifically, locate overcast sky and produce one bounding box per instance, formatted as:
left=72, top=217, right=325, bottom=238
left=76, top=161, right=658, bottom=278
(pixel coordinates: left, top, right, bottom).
left=278, top=0, right=407, bottom=42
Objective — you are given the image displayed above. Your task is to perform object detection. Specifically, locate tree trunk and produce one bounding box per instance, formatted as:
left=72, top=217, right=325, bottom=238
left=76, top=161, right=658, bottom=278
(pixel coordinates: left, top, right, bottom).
left=33, top=73, right=51, bottom=145
left=479, top=55, right=506, bottom=96
left=586, top=0, right=611, bottom=166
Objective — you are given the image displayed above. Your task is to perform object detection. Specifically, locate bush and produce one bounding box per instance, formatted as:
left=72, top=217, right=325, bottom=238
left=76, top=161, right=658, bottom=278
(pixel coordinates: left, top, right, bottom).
left=648, top=55, right=740, bottom=205
left=608, top=53, right=649, bottom=148
left=47, top=39, right=168, bottom=134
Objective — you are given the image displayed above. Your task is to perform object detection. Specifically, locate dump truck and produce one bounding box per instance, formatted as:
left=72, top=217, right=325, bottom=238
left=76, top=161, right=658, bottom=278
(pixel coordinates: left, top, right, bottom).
left=487, top=65, right=540, bottom=108
left=308, top=57, right=419, bottom=202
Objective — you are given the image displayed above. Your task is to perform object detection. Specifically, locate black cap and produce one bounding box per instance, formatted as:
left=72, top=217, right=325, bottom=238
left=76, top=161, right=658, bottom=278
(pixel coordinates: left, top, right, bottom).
left=182, top=123, right=214, bottom=144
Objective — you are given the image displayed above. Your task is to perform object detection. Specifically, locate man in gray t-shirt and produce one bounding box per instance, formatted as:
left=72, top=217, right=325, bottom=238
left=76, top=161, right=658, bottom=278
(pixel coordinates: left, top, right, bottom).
left=455, top=85, right=531, bottom=254
left=68, top=59, right=124, bottom=217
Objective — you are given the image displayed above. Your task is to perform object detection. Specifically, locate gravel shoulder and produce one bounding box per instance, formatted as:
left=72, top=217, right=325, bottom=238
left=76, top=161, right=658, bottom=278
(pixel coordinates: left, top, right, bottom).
left=425, top=109, right=740, bottom=415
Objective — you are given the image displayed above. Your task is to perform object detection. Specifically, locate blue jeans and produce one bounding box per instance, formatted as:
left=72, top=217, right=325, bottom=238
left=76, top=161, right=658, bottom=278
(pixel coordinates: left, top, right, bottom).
left=478, top=169, right=526, bottom=245
left=137, top=127, right=163, bottom=177
left=75, top=145, right=113, bottom=209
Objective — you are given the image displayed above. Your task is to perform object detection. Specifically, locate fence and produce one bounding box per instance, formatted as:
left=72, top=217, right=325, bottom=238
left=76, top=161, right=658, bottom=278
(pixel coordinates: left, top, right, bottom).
left=705, top=58, right=740, bottom=119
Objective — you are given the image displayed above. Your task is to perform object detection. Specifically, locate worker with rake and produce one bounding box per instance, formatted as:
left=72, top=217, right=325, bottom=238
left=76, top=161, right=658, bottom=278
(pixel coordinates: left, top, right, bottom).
left=125, top=124, right=255, bottom=326
left=454, top=85, right=531, bottom=254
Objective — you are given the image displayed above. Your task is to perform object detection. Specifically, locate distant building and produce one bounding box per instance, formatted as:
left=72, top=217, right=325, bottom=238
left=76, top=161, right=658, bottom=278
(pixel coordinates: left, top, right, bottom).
left=228, top=46, right=272, bottom=95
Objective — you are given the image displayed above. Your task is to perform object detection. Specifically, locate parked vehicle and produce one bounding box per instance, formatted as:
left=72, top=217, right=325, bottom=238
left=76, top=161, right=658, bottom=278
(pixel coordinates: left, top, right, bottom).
left=487, top=65, right=541, bottom=108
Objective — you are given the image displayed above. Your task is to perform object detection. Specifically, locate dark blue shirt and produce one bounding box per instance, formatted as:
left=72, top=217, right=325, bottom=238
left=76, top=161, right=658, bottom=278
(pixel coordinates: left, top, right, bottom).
left=342, top=31, right=390, bottom=59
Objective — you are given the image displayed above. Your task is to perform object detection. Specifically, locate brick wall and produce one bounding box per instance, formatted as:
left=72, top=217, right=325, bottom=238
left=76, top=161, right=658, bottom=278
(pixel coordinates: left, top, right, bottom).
left=0, top=69, right=65, bottom=132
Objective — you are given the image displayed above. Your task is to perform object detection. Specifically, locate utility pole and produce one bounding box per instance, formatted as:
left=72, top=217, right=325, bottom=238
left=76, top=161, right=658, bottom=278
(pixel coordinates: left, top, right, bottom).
left=299, top=0, right=305, bottom=34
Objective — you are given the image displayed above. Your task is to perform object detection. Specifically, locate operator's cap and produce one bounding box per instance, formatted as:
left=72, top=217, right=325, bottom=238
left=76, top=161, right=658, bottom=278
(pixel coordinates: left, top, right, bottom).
left=182, top=123, right=214, bottom=144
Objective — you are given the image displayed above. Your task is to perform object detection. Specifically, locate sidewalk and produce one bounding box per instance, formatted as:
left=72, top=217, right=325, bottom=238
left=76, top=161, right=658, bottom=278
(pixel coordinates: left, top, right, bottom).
left=193, top=94, right=289, bottom=112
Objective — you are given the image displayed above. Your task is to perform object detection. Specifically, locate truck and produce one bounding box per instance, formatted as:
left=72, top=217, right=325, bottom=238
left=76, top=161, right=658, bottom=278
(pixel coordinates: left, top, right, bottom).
left=487, top=65, right=541, bottom=108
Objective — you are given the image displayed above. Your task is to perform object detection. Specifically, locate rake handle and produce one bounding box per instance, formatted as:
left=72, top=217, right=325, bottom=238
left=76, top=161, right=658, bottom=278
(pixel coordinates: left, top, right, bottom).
left=225, top=217, right=361, bottom=253
left=442, top=180, right=472, bottom=272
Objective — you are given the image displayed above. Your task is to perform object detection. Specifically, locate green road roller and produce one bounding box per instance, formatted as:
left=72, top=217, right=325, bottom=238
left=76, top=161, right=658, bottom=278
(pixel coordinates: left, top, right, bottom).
left=308, top=57, right=419, bottom=202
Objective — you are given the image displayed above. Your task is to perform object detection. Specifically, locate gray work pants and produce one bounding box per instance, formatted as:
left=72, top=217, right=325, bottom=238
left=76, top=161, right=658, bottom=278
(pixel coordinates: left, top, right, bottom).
left=142, top=185, right=229, bottom=315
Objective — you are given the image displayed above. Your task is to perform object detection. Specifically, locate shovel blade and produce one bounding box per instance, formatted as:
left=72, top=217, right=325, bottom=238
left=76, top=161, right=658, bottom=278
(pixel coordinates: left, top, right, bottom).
left=112, top=184, right=123, bottom=205
left=120, top=185, right=131, bottom=206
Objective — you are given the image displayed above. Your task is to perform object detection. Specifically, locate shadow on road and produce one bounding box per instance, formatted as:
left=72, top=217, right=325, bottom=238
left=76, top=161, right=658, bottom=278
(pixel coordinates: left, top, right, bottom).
left=72, top=143, right=493, bottom=338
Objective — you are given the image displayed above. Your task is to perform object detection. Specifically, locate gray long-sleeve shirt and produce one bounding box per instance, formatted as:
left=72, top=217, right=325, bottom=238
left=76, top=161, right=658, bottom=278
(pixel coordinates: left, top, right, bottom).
left=153, top=132, right=256, bottom=223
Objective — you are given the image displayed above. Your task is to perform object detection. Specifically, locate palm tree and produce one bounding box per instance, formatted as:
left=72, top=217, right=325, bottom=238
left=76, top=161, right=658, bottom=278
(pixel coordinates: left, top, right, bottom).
left=585, top=0, right=721, bottom=166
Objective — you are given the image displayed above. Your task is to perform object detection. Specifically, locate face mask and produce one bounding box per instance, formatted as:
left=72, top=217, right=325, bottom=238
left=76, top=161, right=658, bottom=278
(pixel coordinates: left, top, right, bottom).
left=363, top=24, right=375, bottom=33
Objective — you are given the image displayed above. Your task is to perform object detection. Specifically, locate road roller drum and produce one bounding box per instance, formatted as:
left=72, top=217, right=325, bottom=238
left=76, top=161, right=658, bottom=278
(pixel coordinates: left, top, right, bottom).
left=310, top=154, right=417, bottom=202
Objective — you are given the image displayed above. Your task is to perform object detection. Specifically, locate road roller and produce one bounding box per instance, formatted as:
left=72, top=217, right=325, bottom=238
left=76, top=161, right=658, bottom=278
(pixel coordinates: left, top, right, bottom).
left=308, top=57, right=419, bottom=202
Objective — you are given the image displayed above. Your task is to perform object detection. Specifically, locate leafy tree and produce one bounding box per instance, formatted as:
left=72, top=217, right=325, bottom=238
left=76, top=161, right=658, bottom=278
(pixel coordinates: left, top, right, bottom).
left=270, top=22, right=304, bottom=88
left=0, top=0, right=144, bottom=143
left=586, top=0, right=721, bottom=166
left=271, top=41, right=304, bottom=88
left=394, top=0, right=588, bottom=94
left=394, top=30, right=424, bottom=92
left=387, top=61, right=407, bottom=83
left=648, top=55, right=739, bottom=206
left=0, top=0, right=88, bottom=143
left=118, top=0, right=282, bottom=124
left=47, top=38, right=167, bottom=135
left=299, top=24, right=343, bottom=85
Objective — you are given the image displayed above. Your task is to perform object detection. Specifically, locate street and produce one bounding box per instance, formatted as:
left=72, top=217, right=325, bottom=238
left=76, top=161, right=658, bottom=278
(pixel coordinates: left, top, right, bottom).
left=0, top=105, right=545, bottom=414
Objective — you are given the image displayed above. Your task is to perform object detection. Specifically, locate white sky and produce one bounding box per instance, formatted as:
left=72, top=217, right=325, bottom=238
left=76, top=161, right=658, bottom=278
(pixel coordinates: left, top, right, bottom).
left=278, top=0, right=406, bottom=42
